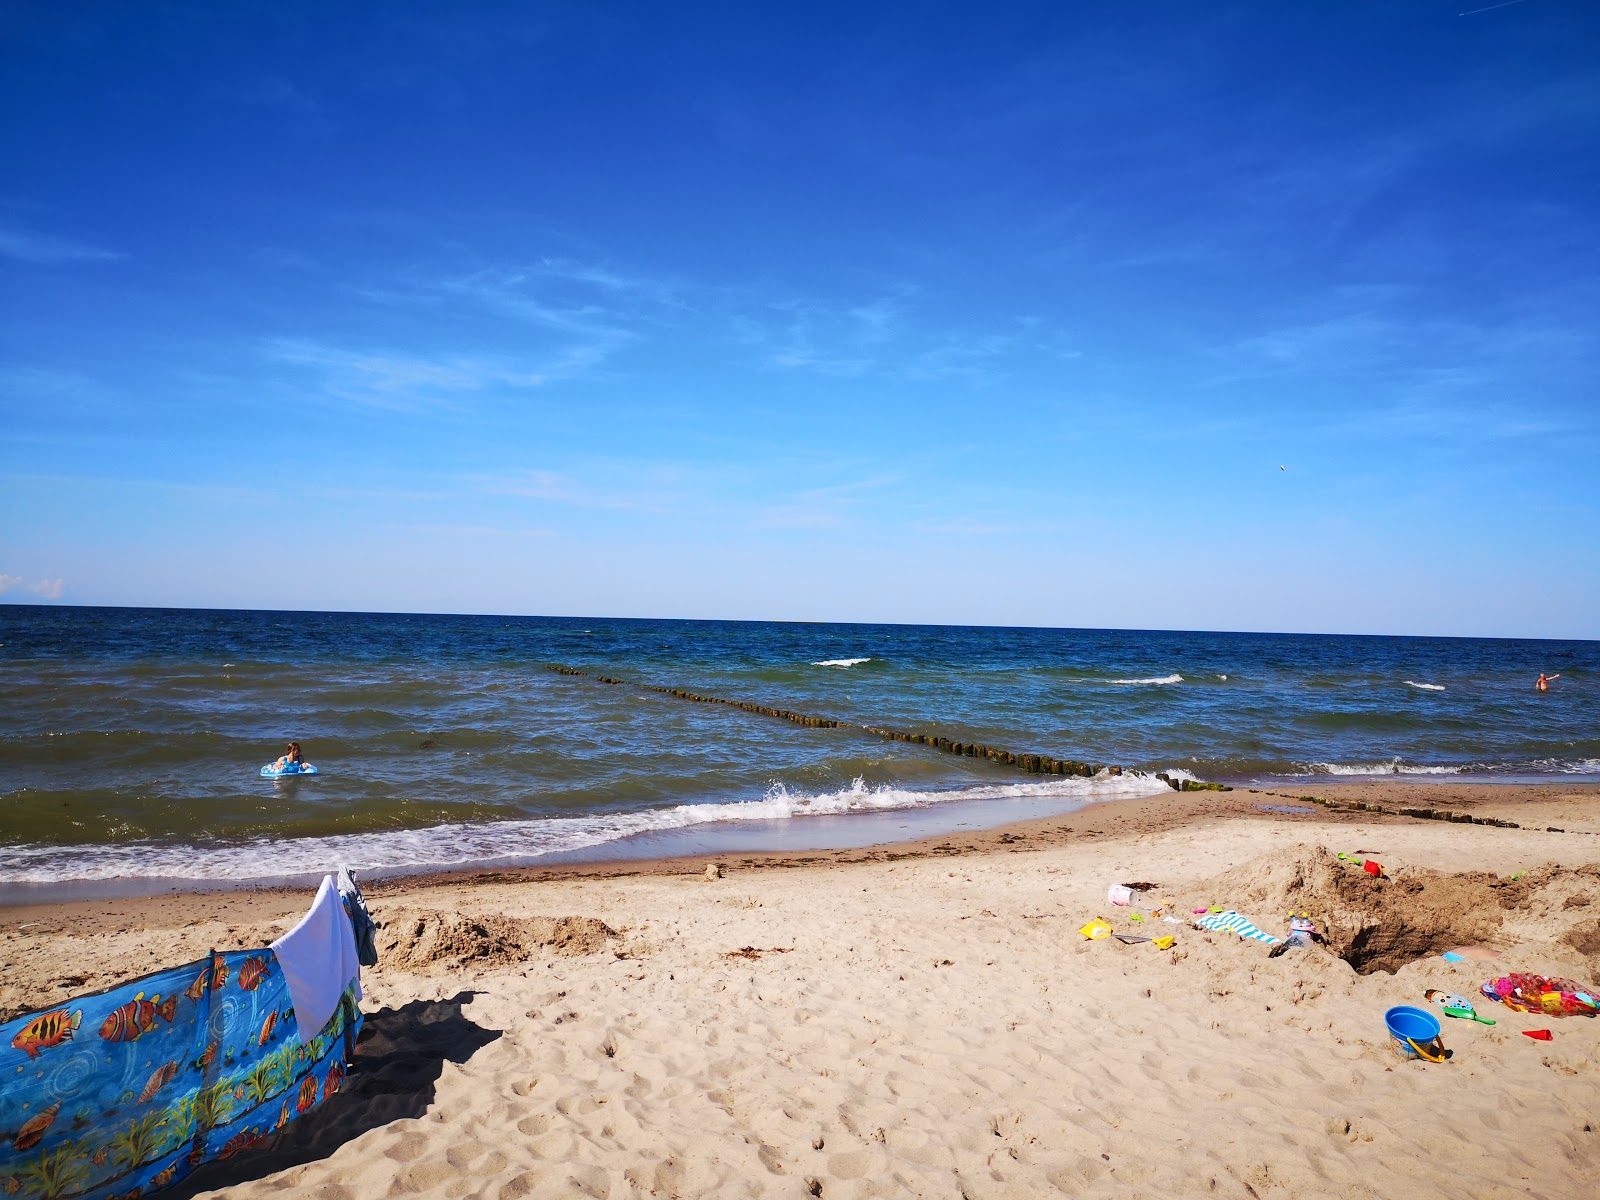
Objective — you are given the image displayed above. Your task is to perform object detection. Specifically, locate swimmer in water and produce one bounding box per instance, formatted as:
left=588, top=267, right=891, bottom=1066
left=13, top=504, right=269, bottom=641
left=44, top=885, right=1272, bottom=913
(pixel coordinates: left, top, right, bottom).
left=271, top=741, right=305, bottom=769
left=1536, top=673, right=1560, bottom=692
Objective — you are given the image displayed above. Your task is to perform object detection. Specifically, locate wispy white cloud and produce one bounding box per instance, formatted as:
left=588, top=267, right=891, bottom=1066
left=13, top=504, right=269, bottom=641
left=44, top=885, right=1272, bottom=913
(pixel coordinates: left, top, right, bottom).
left=345, top=256, right=673, bottom=388
left=908, top=322, right=1080, bottom=384
left=0, top=573, right=65, bottom=599
left=1235, top=314, right=1399, bottom=370
left=324, top=245, right=1070, bottom=396
left=268, top=339, right=552, bottom=408
left=739, top=285, right=1078, bottom=385
left=759, top=295, right=908, bottom=376
left=0, top=224, right=121, bottom=265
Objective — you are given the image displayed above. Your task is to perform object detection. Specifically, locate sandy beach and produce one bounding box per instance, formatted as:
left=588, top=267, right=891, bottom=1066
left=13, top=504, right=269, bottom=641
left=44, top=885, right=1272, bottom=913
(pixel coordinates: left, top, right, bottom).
left=5, top=781, right=1599, bottom=1200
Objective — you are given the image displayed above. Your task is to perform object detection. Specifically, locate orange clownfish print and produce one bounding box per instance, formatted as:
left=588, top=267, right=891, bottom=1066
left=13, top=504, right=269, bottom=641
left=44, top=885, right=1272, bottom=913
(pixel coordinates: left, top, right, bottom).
left=9, top=1009, right=81, bottom=1059
left=99, top=993, right=178, bottom=1043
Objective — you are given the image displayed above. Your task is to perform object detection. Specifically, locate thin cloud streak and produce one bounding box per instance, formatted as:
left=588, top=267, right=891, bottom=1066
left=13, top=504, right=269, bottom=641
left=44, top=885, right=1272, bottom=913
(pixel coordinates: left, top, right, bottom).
left=473, top=468, right=667, bottom=512
left=0, top=224, right=122, bottom=265
left=267, top=339, right=552, bottom=408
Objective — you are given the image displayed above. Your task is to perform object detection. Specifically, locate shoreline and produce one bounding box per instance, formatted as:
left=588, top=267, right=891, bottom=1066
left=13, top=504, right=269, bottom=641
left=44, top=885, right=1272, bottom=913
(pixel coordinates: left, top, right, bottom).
left=4, top=778, right=1595, bottom=928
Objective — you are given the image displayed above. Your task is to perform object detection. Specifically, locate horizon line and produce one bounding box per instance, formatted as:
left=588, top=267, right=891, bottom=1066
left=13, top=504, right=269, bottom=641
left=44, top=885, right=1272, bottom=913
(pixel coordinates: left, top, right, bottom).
left=2, top=600, right=1594, bottom=646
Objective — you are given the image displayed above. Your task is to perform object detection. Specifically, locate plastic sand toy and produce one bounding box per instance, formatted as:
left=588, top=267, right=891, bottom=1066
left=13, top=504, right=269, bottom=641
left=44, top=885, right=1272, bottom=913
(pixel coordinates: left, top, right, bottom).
left=1424, top=989, right=1496, bottom=1025
left=1480, top=974, right=1599, bottom=1017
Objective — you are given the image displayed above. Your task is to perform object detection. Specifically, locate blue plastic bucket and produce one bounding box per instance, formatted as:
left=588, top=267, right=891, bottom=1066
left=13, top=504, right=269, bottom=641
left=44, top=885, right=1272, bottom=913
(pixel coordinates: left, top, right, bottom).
left=1385, top=1005, right=1444, bottom=1061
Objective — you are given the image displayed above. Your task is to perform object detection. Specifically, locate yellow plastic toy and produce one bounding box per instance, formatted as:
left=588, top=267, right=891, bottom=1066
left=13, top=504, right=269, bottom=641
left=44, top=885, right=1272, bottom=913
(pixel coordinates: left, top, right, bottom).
left=1079, top=918, right=1113, bottom=940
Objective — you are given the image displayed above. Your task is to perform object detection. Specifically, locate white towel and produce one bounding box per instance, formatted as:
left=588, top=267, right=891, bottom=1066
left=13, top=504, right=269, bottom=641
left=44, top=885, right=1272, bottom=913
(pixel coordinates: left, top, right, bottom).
left=271, top=875, right=363, bottom=1039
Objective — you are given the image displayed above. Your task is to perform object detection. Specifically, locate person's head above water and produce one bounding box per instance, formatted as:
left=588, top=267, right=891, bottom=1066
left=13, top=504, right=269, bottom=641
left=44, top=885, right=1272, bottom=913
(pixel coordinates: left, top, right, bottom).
left=286, top=741, right=302, bottom=761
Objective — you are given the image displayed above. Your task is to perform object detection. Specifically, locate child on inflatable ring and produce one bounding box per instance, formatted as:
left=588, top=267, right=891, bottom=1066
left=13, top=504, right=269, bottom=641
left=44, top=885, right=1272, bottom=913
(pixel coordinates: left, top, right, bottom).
left=270, top=741, right=306, bottom=771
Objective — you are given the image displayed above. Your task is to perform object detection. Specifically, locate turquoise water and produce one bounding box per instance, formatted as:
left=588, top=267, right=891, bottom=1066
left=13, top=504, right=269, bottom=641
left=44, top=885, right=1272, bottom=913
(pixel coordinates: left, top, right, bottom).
left=1, top=606, right=1594, bottom=889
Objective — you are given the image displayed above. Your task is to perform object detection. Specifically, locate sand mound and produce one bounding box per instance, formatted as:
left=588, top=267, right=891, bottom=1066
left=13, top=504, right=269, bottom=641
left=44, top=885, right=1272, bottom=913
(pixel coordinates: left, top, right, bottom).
left=1197, top=845, right=1600, bottom=974
left=380, top=913, right=617, bottom=970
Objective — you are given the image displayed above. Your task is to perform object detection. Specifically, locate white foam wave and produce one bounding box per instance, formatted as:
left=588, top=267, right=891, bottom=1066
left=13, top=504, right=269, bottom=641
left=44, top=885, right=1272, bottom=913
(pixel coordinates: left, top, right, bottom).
left=0, top=772, right=1172, bottom=886
left=1404, top=680, right=1446, bottom=691
left=1109, top=674, right=1183, bottom=685
left=1553, top=758, right=1600, bottom=775
left=812, top=657, right=872, bottom=667
left=1306, top=759, right=1463, bottom=776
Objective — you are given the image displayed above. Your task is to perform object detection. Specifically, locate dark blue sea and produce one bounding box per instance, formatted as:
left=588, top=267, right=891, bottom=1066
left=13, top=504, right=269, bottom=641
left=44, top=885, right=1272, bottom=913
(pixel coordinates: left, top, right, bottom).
left=2, top=606, right=1595, bottom=892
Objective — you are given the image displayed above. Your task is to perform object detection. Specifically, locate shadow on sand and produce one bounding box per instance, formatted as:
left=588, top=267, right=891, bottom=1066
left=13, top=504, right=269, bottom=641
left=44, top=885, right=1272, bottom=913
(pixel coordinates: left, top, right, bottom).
left=166, top=991, right=500, bottom=1197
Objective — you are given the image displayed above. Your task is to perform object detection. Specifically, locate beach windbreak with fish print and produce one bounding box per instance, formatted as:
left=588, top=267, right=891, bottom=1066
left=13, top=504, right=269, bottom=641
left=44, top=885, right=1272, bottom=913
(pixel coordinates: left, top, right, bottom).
left=1, top=948, right=360, bottom=1200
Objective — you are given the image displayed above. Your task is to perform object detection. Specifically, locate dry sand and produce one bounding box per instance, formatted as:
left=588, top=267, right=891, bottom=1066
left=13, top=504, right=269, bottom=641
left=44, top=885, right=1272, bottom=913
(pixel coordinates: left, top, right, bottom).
left=4, top=782, right=1600, bottom=1199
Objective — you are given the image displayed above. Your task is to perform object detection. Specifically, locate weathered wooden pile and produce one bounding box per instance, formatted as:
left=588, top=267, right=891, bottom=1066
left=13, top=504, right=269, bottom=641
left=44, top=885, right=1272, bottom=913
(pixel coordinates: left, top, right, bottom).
left=547, top=663, right=1230, bottom=791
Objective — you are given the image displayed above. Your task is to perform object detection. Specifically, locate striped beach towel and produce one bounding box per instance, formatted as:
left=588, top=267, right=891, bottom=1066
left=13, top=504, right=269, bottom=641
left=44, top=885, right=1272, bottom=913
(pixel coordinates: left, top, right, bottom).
left=1195, top=910, right=1280, bottom=945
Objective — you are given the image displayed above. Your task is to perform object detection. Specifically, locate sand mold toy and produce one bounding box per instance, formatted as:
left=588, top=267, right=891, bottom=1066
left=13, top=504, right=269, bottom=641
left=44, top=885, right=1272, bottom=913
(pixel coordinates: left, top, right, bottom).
left=1424, top=989, right=1496, bottom=1025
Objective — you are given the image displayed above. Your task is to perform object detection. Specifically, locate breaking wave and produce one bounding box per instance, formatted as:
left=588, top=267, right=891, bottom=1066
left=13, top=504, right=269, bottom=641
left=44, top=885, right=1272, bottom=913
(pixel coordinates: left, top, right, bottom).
left=1109, top=674, right=1183, bottom=685
left=0, top=771, right=1172, bottom=886
left=1405, top=681, right=1446, bottom=691
left=1305, top=759, right=1464, bottom=776
left=812, top=657, right=873, bottom=667
left=1550, top=758, right=1600, bottom=775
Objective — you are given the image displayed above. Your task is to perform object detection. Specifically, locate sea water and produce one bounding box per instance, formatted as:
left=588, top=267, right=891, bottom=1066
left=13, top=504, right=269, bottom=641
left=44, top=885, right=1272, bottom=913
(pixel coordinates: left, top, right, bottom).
left=2, top=606, right=1595, bottom=893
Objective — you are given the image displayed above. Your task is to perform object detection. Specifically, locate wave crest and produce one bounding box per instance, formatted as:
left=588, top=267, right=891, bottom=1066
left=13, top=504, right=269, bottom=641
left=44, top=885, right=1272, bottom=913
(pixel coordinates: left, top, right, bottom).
left=1306, top=759, right=1463, bottom=776
left=812, top=657, right=873, bottom=668
left=0, top=771, right=1173, bottom=885
left=1109, top=674, right=1183, bottom=685
left=1405, top=681, right=1446, bottom=691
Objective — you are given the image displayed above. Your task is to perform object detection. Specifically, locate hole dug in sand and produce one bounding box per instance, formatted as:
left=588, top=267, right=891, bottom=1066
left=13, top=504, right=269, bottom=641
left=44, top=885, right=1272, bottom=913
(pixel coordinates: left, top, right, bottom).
left=1199, top=845, right=1600, bottom=975
left=380, top=913, right=617, bottom=971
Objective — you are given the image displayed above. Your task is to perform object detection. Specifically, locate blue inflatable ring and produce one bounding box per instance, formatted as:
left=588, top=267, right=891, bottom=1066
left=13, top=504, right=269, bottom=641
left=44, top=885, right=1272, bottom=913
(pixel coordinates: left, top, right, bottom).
left=261, top=762, right=319, bottom=777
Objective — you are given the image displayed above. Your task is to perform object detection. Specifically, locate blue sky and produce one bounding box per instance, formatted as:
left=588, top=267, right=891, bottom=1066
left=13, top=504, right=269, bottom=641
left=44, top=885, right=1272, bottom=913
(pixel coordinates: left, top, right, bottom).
left=2, top=1, right=1596, bottom=637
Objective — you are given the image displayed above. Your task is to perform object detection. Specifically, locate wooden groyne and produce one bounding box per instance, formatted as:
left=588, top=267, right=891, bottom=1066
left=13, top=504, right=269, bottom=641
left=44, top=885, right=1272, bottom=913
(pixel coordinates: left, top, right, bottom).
left=547, top=664, right=1229, bottom=791
left=1281, top=791, right=1593, bottom=834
